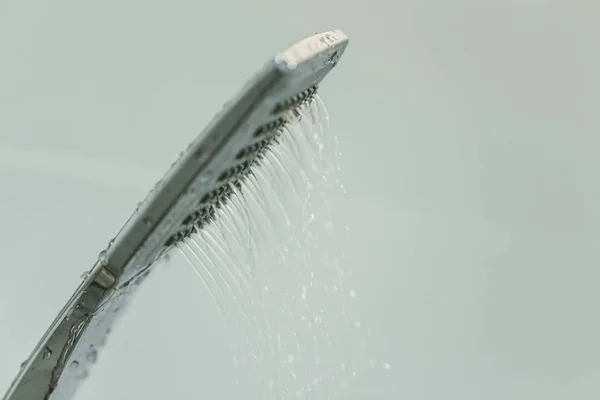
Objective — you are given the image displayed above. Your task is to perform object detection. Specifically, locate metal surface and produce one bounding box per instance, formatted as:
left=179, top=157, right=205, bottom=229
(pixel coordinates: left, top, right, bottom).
left=2, top=30, right=348, bottom=400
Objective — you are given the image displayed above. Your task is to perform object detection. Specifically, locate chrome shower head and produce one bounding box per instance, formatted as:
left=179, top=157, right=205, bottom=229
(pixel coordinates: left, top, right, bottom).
left=3, top=29, right=349, bottom=400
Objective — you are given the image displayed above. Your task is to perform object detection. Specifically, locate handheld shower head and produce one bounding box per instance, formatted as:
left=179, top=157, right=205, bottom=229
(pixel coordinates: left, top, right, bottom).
left=3, top=29, right=349, bottom=400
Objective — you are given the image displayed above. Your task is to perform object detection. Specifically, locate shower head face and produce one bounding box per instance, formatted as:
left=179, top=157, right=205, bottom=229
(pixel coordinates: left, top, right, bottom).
left=3, top=30, right=348, bottom=400
left=108, top=29, right=347, bottom=284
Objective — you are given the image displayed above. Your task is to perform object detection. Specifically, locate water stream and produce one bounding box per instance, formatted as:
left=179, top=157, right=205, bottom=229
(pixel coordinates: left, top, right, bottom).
left=177, top=96, right=381, bottom=399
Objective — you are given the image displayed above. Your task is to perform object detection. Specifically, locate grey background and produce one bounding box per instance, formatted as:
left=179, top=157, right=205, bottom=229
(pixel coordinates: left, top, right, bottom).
left=1, top=0, right=599, bottom=399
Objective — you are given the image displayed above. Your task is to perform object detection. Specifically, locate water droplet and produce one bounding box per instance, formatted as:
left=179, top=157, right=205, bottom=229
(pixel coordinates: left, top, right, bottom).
left=42, top=347, right=52, bottom=360
left=98, top=250, right=107, bottom=260
left=383, top=362, right=392, bottom=370
left=355, top=320, right=361, bottom=328
left=198, top=173, right=212, bottom=184
left=80, top=271, right=90, bottom=280
left=287, top=354, right=295, bottom=363
left=70, top=360, right=79, bottom=370
left=87, top=348, right=98, bottom=363
left=76, top=368, right=88, bottom=379
left=143, top=217, right=153, bottom=227
left=349, top=289, right=357, bottom=298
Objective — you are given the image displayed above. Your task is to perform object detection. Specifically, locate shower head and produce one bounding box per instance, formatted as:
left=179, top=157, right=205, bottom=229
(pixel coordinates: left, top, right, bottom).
left=3, top=30, right=349, bottom=400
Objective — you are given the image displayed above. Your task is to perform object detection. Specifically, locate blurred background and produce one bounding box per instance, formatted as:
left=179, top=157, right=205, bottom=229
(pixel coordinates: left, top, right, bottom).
left=1, top=0, right=599, bottom=399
